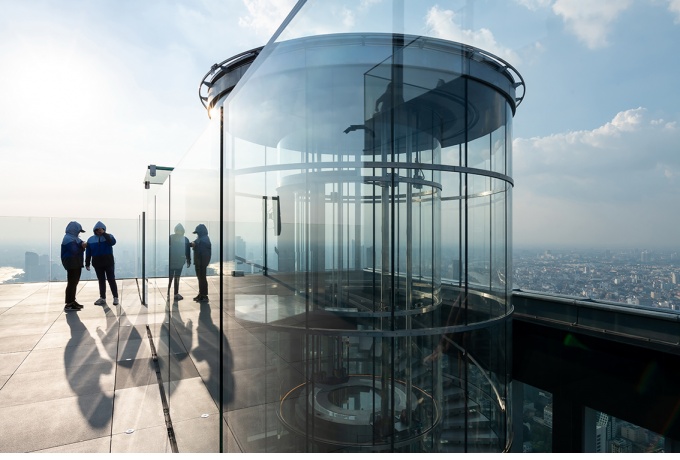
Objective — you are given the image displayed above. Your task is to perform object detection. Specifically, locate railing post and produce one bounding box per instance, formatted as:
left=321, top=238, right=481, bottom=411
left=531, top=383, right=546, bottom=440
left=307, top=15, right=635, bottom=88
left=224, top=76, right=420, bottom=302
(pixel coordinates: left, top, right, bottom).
left=142, top=211, right=146, bottom=305
left=263, top=196, right=268, bottom=276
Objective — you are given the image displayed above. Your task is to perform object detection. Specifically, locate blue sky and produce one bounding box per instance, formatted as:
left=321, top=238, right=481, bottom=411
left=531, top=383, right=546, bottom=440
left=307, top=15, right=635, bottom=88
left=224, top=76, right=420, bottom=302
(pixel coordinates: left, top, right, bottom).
left=0, top=0, right=679, bottom=249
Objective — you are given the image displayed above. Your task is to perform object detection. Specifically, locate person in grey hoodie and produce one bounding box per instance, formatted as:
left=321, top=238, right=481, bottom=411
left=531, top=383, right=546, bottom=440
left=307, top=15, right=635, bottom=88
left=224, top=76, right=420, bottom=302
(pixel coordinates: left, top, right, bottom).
left=85, top=221, right=119, bottom=306
left=61, top=221, right=87, bottom=311
left=190, top=223, right=211, bottom=302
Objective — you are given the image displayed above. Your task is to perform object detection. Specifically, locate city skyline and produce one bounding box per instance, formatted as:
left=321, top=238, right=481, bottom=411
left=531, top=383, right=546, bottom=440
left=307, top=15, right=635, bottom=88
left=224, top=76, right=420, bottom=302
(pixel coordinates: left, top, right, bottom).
left=1, top=1, right=679, bottom=248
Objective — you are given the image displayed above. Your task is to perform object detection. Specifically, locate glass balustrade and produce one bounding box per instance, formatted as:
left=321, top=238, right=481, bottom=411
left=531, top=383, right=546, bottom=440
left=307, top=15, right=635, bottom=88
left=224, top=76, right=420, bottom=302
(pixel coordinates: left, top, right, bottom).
left=0, top=216, right=140, bottom=284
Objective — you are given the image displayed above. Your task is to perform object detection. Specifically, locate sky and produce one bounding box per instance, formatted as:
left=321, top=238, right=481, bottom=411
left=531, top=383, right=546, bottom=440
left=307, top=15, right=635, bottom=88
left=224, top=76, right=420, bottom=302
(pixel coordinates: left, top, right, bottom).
left=0, top=0, right=679, bottom=249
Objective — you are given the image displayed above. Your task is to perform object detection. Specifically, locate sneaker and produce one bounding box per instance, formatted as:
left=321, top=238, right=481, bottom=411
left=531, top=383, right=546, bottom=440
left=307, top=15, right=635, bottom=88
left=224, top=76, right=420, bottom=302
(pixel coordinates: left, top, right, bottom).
left=197, top=295, right=209, bottom=302
left=193, top=295, right=201, bottom=301
left=113, top=297, right=119, bottom=306
left=94, top=298, right=106, bottom=306
left=73, top=302, right=84, bottom=309
left=174, top=294, right=183, bottom=300
left=64, top=303, right=81, bottom=312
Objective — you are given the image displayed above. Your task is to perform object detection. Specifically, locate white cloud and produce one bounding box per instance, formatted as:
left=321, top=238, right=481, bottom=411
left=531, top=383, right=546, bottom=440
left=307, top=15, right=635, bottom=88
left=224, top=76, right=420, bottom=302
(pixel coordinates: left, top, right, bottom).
left=669, top=0, right=680, bottom=22
left=513, top=108, right=680, bottom=247
left=238, top=0, right=368, bottom=41
left=341, top=7, right=356, bottom=28
left=425, top=6, right=520, bottom=64
left=552, top=0, right=633, bottom=49
left=515, top=0, right=553, bottom=11
left=238, top=0, right=298, bottom=38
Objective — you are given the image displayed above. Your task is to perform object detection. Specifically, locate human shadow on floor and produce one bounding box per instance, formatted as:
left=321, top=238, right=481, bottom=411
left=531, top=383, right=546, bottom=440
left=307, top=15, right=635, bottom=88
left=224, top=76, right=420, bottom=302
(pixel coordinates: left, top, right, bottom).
left=191, top=301, right=235, bottom=409
left=96, top=304, right=142, bottom=368
left=64, top=312, right=113, bottom=429
left=155, top=301, right=194, bottom=380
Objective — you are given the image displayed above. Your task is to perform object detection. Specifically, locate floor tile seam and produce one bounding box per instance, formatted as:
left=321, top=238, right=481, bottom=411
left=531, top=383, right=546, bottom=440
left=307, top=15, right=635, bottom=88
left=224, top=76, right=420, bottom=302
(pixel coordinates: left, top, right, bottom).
left=25, top=439, right=107, bottom=454
left=0, top=283, right=50, bottom=313
left=30, top=435, right=113, bottom=454
left=167, top=408, right=221, bottom=426
left=111, top=422, right=169, bottom=438
left=0, top=299, right=69, bottom=382
left=9, top=386, right=117, bottom=406
left=0, top=310, right=66, bottom=318
left=12, top=355, right=122, bottom=376
left=0, top=388, right=117, bottom=412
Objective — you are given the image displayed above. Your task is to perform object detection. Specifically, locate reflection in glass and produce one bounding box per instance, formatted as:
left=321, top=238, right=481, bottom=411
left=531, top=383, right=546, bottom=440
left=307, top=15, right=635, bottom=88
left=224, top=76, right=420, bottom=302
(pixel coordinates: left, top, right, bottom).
left=592, top=411, right=665, bottom=453
left=187, top=0, right=524, bottom=453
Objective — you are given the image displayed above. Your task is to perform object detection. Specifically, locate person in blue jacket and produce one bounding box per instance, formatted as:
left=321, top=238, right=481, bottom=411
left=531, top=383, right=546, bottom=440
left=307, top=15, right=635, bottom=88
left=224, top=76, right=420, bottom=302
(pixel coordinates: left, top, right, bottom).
left=85, top=221, right=119, bottom=306
left=190, top=223, right=211, bottom=302
left=61, top=221, right=87, bottom=311
left=168, top=223, right=191, bottom=301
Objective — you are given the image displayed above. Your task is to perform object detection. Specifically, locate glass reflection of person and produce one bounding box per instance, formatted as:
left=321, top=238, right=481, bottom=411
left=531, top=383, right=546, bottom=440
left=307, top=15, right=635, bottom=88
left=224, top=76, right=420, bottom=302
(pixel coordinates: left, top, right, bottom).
left=374, top=81, right=404, bottom=114
left=168, top=223, right=191, bottom=301
left=190, top=224, right=211, bottom=302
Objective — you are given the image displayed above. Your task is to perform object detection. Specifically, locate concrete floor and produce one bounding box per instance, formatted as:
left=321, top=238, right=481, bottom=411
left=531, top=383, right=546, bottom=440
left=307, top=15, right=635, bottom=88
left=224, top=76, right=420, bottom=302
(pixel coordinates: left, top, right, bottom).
left=0, top=276, right=242, bottom=453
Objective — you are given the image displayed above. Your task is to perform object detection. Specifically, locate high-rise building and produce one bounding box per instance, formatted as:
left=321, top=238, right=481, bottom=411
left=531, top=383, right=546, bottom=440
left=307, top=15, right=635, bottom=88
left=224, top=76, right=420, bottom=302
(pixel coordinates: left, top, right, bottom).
left=595, top=413, right=612, bottom=453
left=24, top=251, right=39, bottom=282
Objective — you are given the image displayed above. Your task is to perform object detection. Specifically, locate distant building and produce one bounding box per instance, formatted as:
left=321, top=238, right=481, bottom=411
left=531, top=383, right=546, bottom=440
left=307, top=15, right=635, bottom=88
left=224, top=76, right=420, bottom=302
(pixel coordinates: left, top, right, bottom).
left=595, top=413, right=612, bottom=453
left=24, top=251, right=45, bottom=282
left=544, top=403, right=553, bottom=428
left=621, top=423, right=648, bottom=444
left=611, top=438, right=632, bottom=453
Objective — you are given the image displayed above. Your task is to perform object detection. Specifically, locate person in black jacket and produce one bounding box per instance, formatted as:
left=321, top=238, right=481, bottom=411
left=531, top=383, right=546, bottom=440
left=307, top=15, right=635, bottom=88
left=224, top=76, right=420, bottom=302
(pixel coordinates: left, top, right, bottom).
left=85, top=221, right=119, bottom=306
left=190, top=224, right=211, bottom=302
left=60, top=221, right=87, bottom=311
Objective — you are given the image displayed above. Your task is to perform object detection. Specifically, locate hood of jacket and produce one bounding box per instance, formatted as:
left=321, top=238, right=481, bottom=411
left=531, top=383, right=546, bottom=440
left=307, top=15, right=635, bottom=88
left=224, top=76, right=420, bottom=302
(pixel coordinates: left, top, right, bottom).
left=63, top=221, right=85, bottom=244
left=65, top=221, right=85, bottom=237
left=174, top=223, right=185, bottom=235
left=93, top=221, right=106, bottom=232
left=193, top=224, right=208, bottom=237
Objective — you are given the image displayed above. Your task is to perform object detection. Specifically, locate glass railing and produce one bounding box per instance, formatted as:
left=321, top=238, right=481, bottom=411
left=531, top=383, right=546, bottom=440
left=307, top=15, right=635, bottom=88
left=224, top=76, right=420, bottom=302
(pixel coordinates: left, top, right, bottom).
left=512, top=289, right=680, bottom=349
left=0, top=216, right=141, bottom=284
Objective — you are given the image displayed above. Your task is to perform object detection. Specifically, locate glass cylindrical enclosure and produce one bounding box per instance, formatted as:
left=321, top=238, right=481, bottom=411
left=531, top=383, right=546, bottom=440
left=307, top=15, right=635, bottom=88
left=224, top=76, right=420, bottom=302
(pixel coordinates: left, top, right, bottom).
left=203, top=32, right=523, bottom=452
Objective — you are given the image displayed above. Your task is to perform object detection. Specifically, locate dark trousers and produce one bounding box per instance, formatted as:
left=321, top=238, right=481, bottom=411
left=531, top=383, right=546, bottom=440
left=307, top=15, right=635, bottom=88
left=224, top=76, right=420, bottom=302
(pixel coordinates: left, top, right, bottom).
left=196, top=265, right=208, bottom=296
left=168, top=268, right=182, bottom=295
left=65, top=268, right=82, bottom=304
left=94, top=265, right=119, bottom=298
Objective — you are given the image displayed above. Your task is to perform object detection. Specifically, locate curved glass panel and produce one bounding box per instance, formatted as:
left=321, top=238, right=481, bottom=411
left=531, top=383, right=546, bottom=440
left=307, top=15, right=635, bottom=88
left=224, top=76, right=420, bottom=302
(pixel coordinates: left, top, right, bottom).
left=212, top=21, right=518, bottom=451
